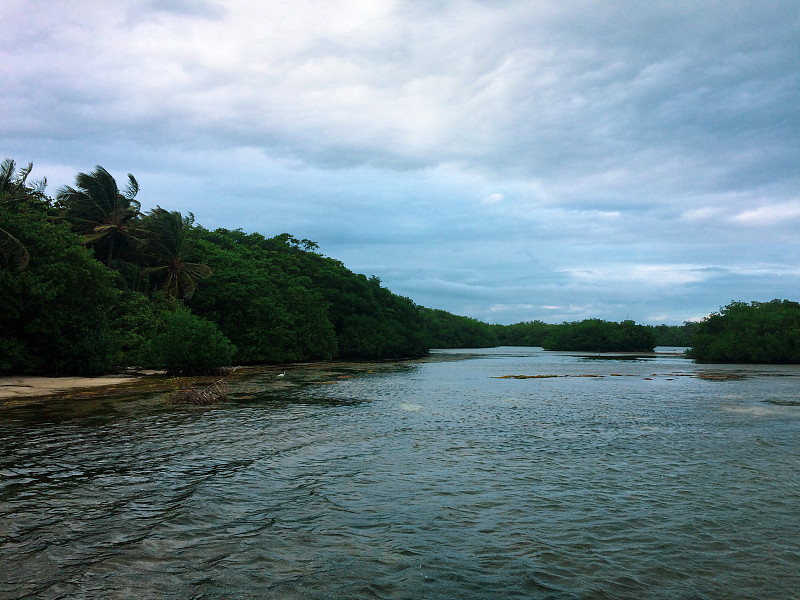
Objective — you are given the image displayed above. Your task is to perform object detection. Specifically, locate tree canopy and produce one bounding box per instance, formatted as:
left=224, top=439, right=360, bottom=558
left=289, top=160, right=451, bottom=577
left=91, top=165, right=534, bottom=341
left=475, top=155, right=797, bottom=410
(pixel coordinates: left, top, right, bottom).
left=0, top=169, right=119, bottom=374
left=540, top=319, right=656, bottom=352
left=139, top=208, right=212, bottom=300
left=57, top=165, right=142, bottom=265
left=687, top=300, right=800, bottom=363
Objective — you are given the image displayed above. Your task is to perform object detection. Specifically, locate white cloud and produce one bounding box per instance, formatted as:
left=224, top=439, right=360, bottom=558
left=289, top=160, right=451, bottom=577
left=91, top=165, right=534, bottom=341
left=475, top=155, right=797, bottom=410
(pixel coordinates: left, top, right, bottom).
left=681, top=206, right=722, bottom=222
left=730, top=201, right=800, bottom=227
left=562, top=264, right=712, bottom=287
left=481, top=193, right=504, bottom=205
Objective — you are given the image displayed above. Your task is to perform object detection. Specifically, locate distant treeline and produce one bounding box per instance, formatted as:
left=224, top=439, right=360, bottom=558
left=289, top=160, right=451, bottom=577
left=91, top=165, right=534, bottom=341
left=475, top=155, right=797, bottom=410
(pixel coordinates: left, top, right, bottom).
left=494, top=319, right=697, bottom=350
left=494, top=302, right=800, bottom=364
left=3, top=160, right=796, bottom=375
left=441, top=298, right=800, bottom=363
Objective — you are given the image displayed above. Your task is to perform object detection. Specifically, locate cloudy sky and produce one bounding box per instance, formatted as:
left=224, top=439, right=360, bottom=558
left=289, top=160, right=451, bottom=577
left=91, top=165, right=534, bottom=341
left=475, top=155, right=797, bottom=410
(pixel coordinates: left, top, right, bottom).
left=3, top=1, right=799, bottom=324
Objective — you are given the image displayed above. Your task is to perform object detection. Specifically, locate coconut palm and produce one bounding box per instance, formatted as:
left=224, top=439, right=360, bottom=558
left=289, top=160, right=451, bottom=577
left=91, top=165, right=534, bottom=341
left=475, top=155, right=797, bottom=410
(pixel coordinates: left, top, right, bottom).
left=0, top=159, right=47, bottom=270
left=140, top=207, right=212, bottom=300
left=57, top=165, right=141, bottom=264
left=0, top=158, right=46, bottom=198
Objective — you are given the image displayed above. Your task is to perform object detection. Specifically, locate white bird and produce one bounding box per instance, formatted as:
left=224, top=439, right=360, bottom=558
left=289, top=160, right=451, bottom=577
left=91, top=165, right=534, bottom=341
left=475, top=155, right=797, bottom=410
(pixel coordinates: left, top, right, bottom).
left=277, top=371, right=286, bottom=378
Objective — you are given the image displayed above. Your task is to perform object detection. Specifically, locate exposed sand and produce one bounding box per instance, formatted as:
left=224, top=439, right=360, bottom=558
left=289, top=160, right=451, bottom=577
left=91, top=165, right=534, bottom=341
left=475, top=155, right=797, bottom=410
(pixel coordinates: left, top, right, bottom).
left=0, top=359, right=423, bottom=404
left=0, top=374, right=143, bottom=400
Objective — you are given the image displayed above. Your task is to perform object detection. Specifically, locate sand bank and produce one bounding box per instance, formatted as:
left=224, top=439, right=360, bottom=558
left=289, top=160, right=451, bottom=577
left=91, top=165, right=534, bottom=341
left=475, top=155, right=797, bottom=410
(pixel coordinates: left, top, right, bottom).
left=0, top=359, right=421, bottom=404
left=0, top=374, right=143, bottom=400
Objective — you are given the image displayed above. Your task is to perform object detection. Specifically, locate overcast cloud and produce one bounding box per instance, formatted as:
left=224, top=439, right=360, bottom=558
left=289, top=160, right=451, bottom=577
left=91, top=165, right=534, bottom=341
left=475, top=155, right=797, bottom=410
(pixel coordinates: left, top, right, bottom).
left=3, top=0, right=799, bottom=324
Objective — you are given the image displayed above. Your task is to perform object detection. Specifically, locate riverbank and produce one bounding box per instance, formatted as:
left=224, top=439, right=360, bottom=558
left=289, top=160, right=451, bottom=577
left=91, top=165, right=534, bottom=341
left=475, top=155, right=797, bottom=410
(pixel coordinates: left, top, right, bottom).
left=0, top=374, right=147, bottom=401
left=0, top=359, right=418, bottom=406
left=0, top=349, right=690, bottom=403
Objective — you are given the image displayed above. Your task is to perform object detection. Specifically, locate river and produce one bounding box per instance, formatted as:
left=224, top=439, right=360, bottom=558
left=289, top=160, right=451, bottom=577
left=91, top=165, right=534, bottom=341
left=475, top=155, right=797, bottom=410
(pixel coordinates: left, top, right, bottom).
left=1, top=347, right=798, bottom=599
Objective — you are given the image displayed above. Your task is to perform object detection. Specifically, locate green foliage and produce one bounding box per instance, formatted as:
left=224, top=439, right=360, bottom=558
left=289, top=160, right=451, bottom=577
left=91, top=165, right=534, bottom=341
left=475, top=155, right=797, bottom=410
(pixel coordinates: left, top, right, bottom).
left=150, top=305, right=236, bottom=375
left=687, top=300, right=800, bottom=363
left=137, top=207, right=212, bottom=299
left=187, top=228, right=338, bottom=363
left=0, top=159, right=46, bottom=199
left=647, top=322, right=700, bottom=347
left=0, top=227, right=30, bottom=271
left=109, top=292, right=237, bottom=374
left=0, top=158, right=46, bottom=270
left=313, top=270, right=430, bottom=358
left=423, top=308, right=498, bottom=349
left=0, top=176, right=120, bottom=375
left=494, top=320, right=555, bottom=347
left=541, top=319, right=656, bottom=352
left=493, top=319, right=655, bottom=352
left=186, top=228, right=496, bottom=362
left=57, top=165, right=141, bottom=264
left=108, top=291, right=163, bottom=368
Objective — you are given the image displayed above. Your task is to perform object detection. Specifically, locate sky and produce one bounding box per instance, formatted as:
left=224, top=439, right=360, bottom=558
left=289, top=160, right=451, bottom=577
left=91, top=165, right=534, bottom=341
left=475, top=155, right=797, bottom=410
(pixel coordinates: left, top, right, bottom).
left=2, top=0, right=799, bottom=325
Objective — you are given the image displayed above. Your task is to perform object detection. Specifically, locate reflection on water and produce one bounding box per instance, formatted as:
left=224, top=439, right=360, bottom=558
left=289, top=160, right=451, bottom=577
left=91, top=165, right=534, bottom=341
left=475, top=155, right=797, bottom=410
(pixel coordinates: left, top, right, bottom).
left=1, top=348, right=799, bottom=599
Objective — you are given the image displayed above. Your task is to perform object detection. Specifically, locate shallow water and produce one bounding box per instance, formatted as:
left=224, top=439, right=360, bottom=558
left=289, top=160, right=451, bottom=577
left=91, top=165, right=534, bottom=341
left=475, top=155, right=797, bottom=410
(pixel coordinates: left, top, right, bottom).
left=1, top=347, right=799, bottom=599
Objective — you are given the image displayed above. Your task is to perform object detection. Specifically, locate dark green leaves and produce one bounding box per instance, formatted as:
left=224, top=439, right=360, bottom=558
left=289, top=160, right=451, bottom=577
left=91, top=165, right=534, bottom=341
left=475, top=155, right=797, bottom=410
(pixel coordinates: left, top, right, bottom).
left=58, top=165, right=142, bottom=264
left=687, top=300, right=800, bottom=363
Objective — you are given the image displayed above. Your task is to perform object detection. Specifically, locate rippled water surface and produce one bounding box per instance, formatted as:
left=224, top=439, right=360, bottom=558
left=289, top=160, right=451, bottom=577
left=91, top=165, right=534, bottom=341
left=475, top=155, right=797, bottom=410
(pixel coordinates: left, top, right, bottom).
left=2, top=348, right=799, bottom=599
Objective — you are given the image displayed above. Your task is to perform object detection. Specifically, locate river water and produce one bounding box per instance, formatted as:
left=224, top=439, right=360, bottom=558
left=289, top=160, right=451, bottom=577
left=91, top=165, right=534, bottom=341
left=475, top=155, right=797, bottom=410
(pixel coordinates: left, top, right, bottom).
left=1, top=347, right=798, bottom=599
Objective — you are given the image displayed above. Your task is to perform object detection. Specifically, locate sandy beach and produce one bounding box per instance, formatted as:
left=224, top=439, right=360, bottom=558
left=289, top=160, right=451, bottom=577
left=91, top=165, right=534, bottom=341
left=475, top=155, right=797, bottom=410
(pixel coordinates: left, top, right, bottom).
left=0, top=374, right=143, bottom=401
left=0, top=359, right=424, bottom=405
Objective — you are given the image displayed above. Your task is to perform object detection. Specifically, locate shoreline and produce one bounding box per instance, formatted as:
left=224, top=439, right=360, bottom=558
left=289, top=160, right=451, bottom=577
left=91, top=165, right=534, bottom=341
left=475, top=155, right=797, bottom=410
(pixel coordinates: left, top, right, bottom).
left=0, top=374, right=147, bottom=401
left=0, top=349, right=690, bottom=404
left=0, top=350, right=689, bottom=402
left=0, top=360, right=403, bottom=404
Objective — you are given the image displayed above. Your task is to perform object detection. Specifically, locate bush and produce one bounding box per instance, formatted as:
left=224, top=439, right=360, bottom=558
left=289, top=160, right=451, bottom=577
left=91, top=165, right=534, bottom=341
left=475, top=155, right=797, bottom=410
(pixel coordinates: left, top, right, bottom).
left=109, top=291, right=161, bottom=369
left=151, top=306, right=236, bottom=375
left=687, top=300, right=800, bottom=363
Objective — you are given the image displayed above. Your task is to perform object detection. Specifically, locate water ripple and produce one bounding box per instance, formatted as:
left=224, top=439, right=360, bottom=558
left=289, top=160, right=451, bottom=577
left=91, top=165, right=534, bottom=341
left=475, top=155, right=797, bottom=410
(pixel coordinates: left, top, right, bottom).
left=1, top=350, right=799, bottom=598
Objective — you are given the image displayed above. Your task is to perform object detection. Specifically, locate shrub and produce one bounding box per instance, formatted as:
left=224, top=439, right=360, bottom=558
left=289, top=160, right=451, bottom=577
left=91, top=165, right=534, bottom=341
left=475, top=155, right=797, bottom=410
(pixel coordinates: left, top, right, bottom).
left=151, top=306, right=235, bottom=375
left=687, top=300, right=800, bottom=363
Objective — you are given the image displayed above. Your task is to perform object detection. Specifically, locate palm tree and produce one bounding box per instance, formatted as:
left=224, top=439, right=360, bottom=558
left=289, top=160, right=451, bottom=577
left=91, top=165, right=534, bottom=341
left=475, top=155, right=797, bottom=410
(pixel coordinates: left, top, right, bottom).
left=57, top=165, right=141, bottom=264
left=0, top=158, right=46, bottom=198
left=140, top=207, right=212, bottom=300
left=0, top=159, right=46, bottom=270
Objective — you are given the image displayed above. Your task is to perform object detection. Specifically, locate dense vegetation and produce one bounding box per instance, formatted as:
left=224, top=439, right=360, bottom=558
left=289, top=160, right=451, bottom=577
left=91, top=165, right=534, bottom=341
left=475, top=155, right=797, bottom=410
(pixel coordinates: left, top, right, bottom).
left=648, top=322, right=700, bottom=347
left=494, top=320, right=696, bottom=351
left=1, top=164, right=120, bottom=374
left=539, top=319, right=656, bottom=352
left=687, top=300, right=800, bottom=363
left=0, top=160, right=496, bottom=375
left=494, top=320, right=554, bottom=347
left=183, top=228, right=487, bottom=362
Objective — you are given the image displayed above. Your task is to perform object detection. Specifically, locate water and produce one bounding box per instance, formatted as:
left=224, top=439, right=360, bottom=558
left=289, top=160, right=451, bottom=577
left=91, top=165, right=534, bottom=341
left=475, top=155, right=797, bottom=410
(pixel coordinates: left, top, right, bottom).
left=1, top=347, right=799, bottom=599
